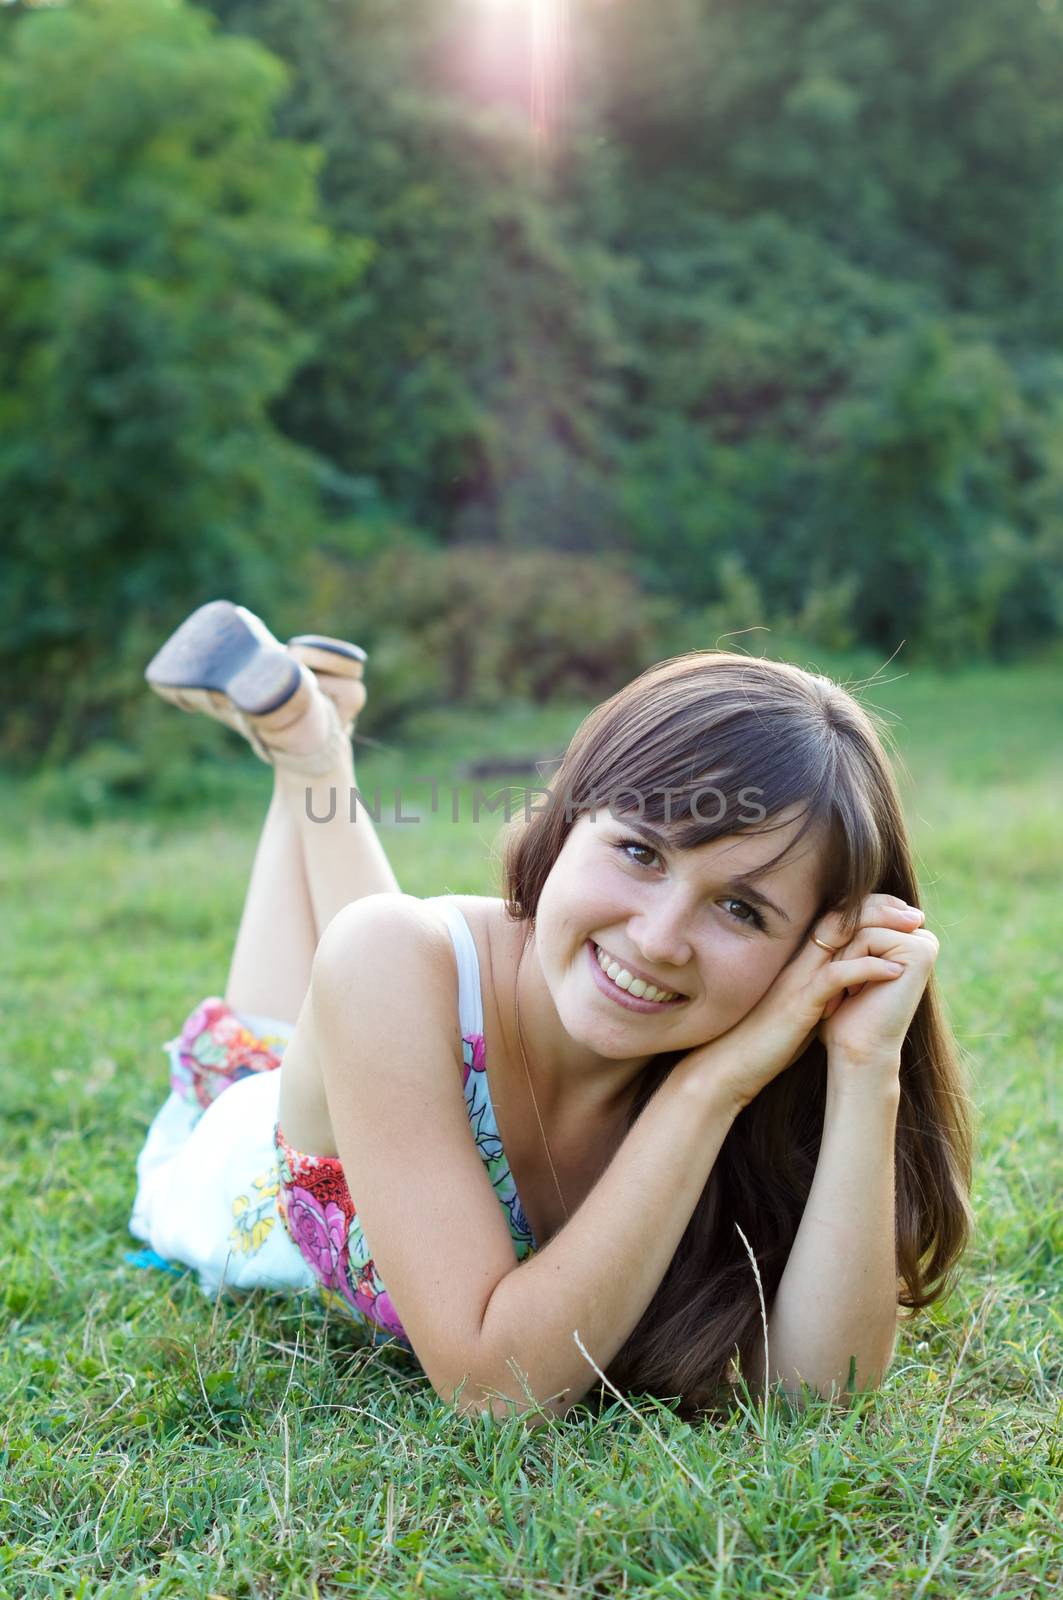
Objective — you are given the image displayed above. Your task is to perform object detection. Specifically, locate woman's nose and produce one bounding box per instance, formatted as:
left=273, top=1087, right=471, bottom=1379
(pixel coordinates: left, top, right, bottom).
left=630, top=896, right=695, bottom=972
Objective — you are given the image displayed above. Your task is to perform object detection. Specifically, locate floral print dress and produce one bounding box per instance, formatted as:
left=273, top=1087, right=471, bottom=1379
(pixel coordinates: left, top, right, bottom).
left=129, top=901, right=536, bottom=1351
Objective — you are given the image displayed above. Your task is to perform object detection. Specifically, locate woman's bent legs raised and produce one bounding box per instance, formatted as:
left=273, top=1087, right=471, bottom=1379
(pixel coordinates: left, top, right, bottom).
left=145, top=598, right=402, bottom=1027
left=276, top=736, right=401, bottom=946
left=223, top=775, right=321, bottom=1026
left=224, top=704, right=401, bottom=1026
left=135, top=603, right=405, bottom=1275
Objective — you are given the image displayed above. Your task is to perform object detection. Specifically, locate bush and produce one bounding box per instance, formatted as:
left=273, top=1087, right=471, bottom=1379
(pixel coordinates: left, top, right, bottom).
left=295, top=539, right=679, bottom=727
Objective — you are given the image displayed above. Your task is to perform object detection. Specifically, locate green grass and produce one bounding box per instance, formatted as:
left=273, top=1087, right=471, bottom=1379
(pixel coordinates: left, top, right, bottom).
left=1, top=665, right=1061, bottom=1597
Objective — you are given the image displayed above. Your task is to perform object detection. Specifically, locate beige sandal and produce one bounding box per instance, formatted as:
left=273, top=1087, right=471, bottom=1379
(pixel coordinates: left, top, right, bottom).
left=145, top=601, right=359, bottom=774
left=228, top=673, right=354, bottom=776
left=287, top=634, right=367, bottom=736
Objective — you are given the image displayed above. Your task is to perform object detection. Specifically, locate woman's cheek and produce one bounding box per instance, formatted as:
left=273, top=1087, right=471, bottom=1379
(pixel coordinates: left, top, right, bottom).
left=713, top=949, right=779, bottom=1024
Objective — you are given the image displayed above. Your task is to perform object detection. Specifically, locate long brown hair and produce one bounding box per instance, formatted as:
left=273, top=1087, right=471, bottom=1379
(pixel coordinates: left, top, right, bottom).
left=497, top=651, right=975, bottom=1419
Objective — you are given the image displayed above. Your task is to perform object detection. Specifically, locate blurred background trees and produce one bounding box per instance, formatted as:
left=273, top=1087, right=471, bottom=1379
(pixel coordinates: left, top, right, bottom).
left=2, top=0, right=1061, bottom=776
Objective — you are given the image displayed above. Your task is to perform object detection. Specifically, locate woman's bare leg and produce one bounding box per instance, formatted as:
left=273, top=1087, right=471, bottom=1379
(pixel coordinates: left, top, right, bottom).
left=274, top=735, right=401, bottom=942
left=224, top=775, right=320, bottom=1025
left=224, top=735, right=400, bottom=1026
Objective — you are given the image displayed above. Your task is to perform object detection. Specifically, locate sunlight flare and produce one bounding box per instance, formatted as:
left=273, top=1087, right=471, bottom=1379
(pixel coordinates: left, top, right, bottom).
left=467, top=0, right=570, bottom=145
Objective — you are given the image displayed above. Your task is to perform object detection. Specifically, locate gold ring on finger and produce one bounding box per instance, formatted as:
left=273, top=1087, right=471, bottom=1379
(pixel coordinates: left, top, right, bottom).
left=811, top=934, right=844, bottom=954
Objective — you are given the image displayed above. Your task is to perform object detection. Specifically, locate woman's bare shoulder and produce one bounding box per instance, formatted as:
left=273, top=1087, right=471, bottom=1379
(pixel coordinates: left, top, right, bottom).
left=308, top=895, right=467, bottom=1106
left=311, top=891, right=511, bottom=1035
left=280, top=895, right=465, bottom=1155
left=313, top=892, right=458, bottom=989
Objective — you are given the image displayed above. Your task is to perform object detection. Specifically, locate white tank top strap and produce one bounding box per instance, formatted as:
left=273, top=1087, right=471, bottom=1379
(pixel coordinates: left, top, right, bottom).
left=431, top=900, right=485, bottom=1039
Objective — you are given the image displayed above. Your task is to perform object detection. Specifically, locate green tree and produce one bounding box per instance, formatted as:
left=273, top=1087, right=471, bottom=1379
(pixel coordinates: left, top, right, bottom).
left=208, top=0, right=633, bottom=550
left=0, top=0, right=361, bottom=760
left=584, top=0, right=1063, bottom=655
left=197, top=0, right=1063, bottom=661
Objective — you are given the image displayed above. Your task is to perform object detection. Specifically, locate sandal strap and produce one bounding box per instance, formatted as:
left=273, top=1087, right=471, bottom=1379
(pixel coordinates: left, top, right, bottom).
left=287, top=636, right=367, bottom=679
left=241, top=695, right=352, bottom=776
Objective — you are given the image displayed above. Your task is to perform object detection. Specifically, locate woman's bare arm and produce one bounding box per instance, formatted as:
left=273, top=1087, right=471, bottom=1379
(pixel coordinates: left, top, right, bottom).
left=474, top=915, right=924, bottom=1418
left=471, top=1060, right=739, bottom=1417
left=308, top=896, right=741, bottom=1419
left=743, top=1059, right=902, bottom=1404
left=311, top=895, right=914, bottom=1422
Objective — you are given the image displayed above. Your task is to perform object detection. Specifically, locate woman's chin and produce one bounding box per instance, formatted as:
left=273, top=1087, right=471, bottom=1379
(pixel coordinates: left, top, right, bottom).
left=559, top=998, right=643, bottom=1061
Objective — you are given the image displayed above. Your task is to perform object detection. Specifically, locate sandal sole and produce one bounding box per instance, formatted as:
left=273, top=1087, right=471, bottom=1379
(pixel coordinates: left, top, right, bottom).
left=145, top=601, right=301, bottom=717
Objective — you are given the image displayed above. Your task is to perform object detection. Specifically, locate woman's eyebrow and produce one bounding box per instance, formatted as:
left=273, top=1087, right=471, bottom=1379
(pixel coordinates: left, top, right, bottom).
left=724, top=877, right=791, bottom=924
left=618, top=821, right=793, bottom=924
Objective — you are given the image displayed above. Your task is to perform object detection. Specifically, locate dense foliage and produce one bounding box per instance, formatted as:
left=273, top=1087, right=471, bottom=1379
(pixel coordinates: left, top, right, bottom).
left=2, top=0, right=1062, bottom=765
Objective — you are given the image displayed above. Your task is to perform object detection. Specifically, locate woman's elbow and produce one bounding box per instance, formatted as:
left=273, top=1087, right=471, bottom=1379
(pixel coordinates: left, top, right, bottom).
left=441, top=1372, right=576, bottom=1429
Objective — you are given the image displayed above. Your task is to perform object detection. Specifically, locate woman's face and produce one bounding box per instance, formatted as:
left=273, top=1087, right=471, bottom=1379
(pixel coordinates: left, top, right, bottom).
left=531, top=804, right=829, bottom=1061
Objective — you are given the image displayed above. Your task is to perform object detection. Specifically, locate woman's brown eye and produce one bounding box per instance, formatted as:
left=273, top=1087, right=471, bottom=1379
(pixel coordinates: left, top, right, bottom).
left=722, top=898, right=766, bottom=930
left=616, top=839, right=659, bottom=870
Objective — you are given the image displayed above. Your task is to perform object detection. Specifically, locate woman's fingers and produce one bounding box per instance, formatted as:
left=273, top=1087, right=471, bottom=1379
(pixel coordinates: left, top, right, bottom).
left=807, top=898, right=929, bottom=968
left=710, top=902, right=934, bottom=1107
left=811, top=895, right=924, bottom=951
left=813, top=953, right=906, bottom=1001
left=829, top=923, right=939, bottom=966
left=811, top=920, right=939, bottom=1018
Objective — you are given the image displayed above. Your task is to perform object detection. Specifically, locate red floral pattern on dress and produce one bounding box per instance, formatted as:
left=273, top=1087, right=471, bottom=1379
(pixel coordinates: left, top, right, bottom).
left=163, top=992, right=530, bottom=1350
left=167, top=995, right=284, bottom=1111
left=275, top=1124, right=409, bottom=1347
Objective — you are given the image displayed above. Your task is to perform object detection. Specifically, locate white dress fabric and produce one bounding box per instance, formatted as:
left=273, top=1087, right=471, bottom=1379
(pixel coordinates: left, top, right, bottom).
left=126, top=898, right=528, bottom=1316
left=129, top=1008, right=316, bottom=1296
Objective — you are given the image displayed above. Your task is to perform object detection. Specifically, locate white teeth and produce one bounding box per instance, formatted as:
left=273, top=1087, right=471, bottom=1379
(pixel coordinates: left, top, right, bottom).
left=594, top=945, right=678, bottom=1004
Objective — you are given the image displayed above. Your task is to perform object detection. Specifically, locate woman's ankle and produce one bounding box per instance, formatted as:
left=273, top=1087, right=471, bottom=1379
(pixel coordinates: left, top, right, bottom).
left=263, top=682, right=333, bottom=758
left=274, top=745, right=357, bottom=804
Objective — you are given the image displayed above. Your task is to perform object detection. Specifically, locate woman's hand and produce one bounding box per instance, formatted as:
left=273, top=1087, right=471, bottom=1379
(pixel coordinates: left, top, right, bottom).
left=815, top=911, right=939, bottom=1069
left=679, top=894, right=937, bottom=1115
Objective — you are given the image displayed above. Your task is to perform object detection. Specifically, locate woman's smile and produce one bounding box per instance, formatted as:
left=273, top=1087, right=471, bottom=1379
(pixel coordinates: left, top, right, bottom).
left=527, top=809, right=827, bottom=1081
left=584, top=938, right=688, bottom=1014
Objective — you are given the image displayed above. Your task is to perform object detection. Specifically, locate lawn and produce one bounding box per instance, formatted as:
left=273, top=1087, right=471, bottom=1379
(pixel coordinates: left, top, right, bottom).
left=1, top=660, right=1060, bottom=1597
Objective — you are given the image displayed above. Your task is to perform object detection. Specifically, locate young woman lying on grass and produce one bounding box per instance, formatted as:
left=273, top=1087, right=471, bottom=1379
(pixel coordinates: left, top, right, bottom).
left=131, top=601, right=974, bottom=1423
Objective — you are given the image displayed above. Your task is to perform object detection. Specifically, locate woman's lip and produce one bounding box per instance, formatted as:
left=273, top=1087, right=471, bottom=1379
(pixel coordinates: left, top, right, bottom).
left=585, top=940, right=687, bottom=1013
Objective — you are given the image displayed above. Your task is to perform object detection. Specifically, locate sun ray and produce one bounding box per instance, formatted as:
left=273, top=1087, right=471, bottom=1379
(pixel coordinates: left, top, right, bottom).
left=530, top=0, right=569, bottom=148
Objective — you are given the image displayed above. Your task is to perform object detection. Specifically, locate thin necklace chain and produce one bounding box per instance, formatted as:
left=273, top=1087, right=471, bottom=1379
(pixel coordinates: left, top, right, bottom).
left=513, top=937, right=571, bottom=1225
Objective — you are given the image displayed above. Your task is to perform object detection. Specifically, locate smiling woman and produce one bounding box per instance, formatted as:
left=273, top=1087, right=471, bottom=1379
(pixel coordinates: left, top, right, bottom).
left=130, top=603, right=973, bottom=1424
left=497, top=650, right=974, bottom=1414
